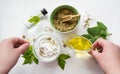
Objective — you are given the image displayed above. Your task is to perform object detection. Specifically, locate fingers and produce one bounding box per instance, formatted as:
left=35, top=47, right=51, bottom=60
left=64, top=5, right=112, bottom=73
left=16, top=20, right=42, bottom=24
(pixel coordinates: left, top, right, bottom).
left=89, top=38, right=107, bottom=60
left=7, top=37, right=29, bottom=54
left=16, top=43, right=29, bottom=54
left=8, top=37, right=28, bottom=44
left=93, top=38, right=107, bottom=49
left=89, top=49, right=100, bottom=60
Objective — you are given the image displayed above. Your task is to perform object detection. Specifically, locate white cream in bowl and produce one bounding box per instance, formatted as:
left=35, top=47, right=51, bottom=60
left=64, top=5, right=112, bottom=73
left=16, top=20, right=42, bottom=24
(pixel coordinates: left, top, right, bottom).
left=33, top=34, right=61, bottom=62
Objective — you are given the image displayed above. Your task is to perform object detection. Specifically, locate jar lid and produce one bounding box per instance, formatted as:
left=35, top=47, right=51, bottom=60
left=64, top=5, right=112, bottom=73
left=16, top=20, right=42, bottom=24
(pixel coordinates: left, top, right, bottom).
left=41, top=8, right=48, bottom=16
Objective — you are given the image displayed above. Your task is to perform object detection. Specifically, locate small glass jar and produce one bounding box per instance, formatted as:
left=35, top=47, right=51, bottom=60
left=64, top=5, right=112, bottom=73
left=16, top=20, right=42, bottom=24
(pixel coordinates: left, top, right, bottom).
left=24, top=8, right=48, bottom=29
left=23, top=8, right=48, bottom=43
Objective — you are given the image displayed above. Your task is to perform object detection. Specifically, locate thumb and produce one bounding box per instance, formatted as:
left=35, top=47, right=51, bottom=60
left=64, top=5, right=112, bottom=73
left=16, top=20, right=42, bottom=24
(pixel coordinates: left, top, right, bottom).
left=89, top=49, right=100, bottom=60
left=16, top=43, right=29, bottom=54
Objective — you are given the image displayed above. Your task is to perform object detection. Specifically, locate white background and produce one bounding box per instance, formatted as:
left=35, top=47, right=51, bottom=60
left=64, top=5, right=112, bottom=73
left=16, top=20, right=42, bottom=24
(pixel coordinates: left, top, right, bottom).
left=0, top=0, right=120, bottom=74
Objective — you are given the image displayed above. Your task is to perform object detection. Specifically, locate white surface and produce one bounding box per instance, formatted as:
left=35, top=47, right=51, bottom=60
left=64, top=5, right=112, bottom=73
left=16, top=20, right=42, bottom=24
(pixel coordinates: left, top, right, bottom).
left=0, top=0, right=120, bottom=74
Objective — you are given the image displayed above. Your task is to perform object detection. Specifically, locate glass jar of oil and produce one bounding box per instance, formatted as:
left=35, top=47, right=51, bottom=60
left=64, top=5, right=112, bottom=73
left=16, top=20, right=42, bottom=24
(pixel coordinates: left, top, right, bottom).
left=63, top=34, right=92, bottom=54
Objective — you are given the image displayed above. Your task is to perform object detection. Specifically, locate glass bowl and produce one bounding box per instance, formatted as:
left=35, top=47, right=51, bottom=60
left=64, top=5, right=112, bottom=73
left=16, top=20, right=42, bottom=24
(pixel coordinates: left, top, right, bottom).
left=33, top=34, right=61, bottom=62
left=63, top=34, right=92, bottom=54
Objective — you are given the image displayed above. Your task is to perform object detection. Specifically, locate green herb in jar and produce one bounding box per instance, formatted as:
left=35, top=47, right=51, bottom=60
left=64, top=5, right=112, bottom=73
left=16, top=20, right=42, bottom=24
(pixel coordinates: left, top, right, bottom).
left=28, top=16, right=40, bottom=25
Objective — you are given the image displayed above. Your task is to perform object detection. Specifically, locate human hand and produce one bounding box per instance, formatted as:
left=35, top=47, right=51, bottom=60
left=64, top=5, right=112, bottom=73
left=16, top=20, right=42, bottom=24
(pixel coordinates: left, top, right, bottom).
left=90, top=38, right=120, bottom=74
left=0, top=37, right=29, bottom=74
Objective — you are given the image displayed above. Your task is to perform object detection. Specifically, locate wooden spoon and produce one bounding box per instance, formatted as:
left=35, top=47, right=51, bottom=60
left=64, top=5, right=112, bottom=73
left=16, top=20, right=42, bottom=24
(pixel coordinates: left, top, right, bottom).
left=61, top=14, right=80, bottom=22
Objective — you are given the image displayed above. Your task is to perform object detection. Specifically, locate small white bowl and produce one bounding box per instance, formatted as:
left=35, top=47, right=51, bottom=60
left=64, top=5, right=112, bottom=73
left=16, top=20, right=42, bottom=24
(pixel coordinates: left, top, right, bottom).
left=33, top=34, right=61, bottom=62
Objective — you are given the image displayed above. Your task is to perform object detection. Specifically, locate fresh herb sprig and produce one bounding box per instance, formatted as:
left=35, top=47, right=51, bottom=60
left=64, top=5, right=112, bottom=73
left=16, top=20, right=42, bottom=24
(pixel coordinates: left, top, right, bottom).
left=22, top=46, right=71, bottom=70
left=22, top=46, right=39, bottom=65
left=57, top=54, right=71, bottom=70
left=82, top=21, right=111, bottom=43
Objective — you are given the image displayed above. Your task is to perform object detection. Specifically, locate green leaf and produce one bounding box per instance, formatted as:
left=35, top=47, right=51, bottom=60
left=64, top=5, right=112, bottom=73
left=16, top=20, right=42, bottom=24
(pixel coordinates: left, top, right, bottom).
left=82, top=21, right=111, bottom=43
left=97, top=21, right=107, bottom=30
left=57, top=54, right=71, bottom=70
left=58, top=54, right=71, bottom=60
left=22, top=46, right=39, bottom=65
left=58, top=59, right=66, bottom=70
left=22, top=50, right=32, bottom=56
left=28, top=16, right=40, bottom=25
left=90, top=37, right=97, bottom=43
left=82, top=34, right=93, bottom=39
left=100, top=30, right=107, bottom=39
left=33, top=55, right=39, bottom=64
left=87, top=26, right=101, bottom=36
left=82, top=34, right=97, bottom=43
left=23, top=58, right=32, bottom=65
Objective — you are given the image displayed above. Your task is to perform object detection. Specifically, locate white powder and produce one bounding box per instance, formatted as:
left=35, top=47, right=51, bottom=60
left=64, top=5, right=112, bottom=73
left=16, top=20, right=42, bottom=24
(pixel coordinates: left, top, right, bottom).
left=39, top=37, right=59, bottom=58
left=33, top=34, right=60, bottom=62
